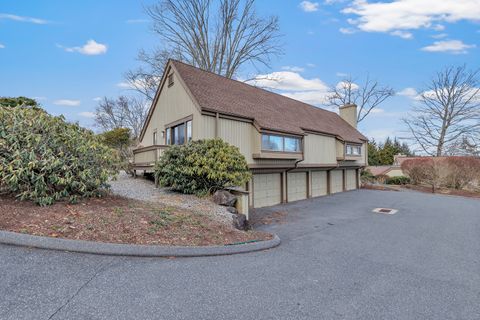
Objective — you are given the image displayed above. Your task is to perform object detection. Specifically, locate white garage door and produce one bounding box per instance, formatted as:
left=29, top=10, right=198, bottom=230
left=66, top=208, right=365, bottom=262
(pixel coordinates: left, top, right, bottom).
left=345, top=169, right=357, bottom=191
left=311, top=171, right=328, bottom=197
left=287, top=172, right=307, bottom=202
left=253, top=173, right=282, bottom=208
left=330, top=170, right=344, bottom=194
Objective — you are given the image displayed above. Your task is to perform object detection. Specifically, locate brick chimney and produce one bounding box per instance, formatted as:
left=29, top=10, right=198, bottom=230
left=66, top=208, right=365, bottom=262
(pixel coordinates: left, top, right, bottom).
left=339, top=104, right=357, bottom=129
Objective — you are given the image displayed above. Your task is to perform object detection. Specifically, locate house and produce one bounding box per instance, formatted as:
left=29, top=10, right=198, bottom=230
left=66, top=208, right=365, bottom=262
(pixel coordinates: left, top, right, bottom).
left=133, top=59, right=368, bottom=208
left=367, top=154, right=409, bottom=179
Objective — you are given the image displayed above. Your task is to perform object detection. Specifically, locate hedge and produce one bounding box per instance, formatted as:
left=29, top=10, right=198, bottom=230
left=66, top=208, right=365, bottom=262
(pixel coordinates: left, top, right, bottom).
left=0, top=107, right=119, bottom=205
left=154, top=139, right=251, bottom=195
left=385, top=176, right=411, bottom=185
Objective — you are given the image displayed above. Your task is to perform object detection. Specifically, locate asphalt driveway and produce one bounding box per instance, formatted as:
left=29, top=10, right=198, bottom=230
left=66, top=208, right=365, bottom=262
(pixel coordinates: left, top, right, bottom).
left=1, top=190, right=479, bottom=320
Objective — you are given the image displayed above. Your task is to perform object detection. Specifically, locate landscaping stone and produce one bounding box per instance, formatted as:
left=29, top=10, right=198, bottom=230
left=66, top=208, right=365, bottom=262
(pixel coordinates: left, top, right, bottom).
left=233, top=213, right=247, bottom=230
left=226, top=206, right=237, bottom=214
left=212, top=190, right=237, bottom=207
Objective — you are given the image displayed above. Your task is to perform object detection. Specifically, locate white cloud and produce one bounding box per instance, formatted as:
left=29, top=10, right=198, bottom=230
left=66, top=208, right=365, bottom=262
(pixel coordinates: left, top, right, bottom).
left=307, top=63, right=316, bottom=68
left=78, top=111, right=95, bottom=118
left=390, top=30, right=413, bottom=39
left=53, top=99, right=81, bottom=107
left=0, top=13, right=49, bottom=24
left=324, top=0, right=347, bottom=4
left=336, top=72, right=349, bottom=77
left=59, top=40, right=107, bottom=56
left=117, top=81, right=134, bottom=89
left=339, top=27, right=356, bottom=34
left=300, top=1, right=320, bottom=12
left=0, top=43, right=4, bottom=49
left=126, top=19, right=148, bottom=24
left=33, top=96, right=47, bottom=101
left=281, top=66, right=305, bottom=72
left=421, top=40, right=476, bottom=54
left=431, top=33, right=448, bottom=39
left=247, top=71, right=330, bottom=105
left=336, top=80, right=359, bottom=90
left=398, top=87, right=418, bottom=98
left=343, top=0, right=480, bottom=36
left=432, top=24, right=445, bottom=31
left=93, top=97, right=102, bottom=102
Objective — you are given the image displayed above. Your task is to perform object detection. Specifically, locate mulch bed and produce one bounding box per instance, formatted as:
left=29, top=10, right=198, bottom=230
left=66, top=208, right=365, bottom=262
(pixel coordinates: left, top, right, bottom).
left=0, top=195, right=272, bottom=246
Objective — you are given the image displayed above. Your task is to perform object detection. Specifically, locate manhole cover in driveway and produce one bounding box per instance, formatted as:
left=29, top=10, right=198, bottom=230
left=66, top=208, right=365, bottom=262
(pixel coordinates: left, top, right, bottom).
left=373, top=208, right=398, bottom=215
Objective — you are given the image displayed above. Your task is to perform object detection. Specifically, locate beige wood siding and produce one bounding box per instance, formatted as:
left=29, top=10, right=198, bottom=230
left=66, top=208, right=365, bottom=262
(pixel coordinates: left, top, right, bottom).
left=140, top=72, right=201, bottom=146
left=287, top=172, right=307, bottom=202
left=218, top=118, right=256, bottom=163
left=345, top=169, right=357, bottom=190
left=303, top=134, right=337, bottom=164
left=199, top=115, right=216, bottom=139
left=198, top=115, right=260, bottom=164
left=336, top=140, right=345, bottom=159
left=253, top=173, right=282, bottom=208
left=311, top=171, right=328, bottom=197
left=330, top=170, right=344, bottom=193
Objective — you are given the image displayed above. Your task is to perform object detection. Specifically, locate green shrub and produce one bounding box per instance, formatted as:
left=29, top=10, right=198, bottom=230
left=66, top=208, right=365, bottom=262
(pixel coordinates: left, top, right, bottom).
left=385, top=176, right=411, bottom=185
left=361, top=169, right=375, bottom=183
left=98, top=128, right=133, bottom=172
left=154, top=139, right=251, bottom=195
left=0, top=107, right=119, bottom=205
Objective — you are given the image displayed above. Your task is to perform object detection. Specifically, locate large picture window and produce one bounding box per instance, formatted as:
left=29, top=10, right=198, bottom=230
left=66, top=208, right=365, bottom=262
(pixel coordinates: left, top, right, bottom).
left=262, top=134, right=301, bottom=152
left=346, top=144, right=362, bottom=156
left=166, top=120, right=192, bottom=145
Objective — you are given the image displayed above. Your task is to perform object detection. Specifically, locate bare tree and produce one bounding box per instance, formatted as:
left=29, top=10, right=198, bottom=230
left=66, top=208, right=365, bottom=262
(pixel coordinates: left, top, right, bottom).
left=327, top=75, right=395, bottom=123
left=124, top=0, right=282, bottom=100
left=94, top=96, right=149, bottom=140
left=124, top=49, right=172, bottom=101
left=402, top=66, right=480, bottom=156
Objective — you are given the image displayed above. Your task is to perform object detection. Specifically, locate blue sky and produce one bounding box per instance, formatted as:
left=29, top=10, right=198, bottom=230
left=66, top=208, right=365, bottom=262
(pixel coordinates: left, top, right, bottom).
left=1, top=0, right=479, bottom=142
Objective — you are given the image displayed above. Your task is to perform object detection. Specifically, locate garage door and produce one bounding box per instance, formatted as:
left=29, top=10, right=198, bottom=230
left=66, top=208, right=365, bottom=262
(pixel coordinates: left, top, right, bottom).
left=345, top=169, right=357, bottom=191
left=330, top=170, right=344, bottom=194
left=253, top=173, right=282, bottom=208
left=287, top=172, right=307, bottom=202
left=311, top=171, right=328, bottom=197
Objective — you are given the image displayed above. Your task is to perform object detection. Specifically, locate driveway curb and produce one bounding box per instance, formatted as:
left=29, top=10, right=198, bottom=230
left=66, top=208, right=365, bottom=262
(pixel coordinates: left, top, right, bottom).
left=0, top=231, right=280, bottom=257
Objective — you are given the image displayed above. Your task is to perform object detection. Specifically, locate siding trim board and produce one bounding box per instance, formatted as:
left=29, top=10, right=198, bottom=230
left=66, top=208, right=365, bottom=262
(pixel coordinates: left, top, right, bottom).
left=164, top=114, right=193, bottom=128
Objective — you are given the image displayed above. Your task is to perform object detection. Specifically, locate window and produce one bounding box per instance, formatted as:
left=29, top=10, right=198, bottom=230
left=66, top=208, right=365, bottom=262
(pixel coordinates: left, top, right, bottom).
left=166, top=119, right=192, bottom=145
left=173, top=123, right=185, bottom=145
left=346, top=144, right=362, bottom=156
left=261, top=134, right=301, bottom=152
left=168, top=74, right=174, bottom=87
left=186, top=120, right=192, bottom=142
left=153, top=131, right=157, bottom=145
left=166, top=128, right=171, bottom=145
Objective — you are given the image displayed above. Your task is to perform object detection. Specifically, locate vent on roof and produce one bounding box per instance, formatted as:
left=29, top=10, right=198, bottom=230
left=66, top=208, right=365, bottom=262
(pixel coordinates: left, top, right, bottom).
left=372, top=208, right=398, bottom=215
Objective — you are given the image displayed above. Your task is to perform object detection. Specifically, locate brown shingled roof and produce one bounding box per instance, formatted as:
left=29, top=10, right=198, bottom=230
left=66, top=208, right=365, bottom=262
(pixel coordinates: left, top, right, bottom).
left=172, top=60, right=367, bottom=143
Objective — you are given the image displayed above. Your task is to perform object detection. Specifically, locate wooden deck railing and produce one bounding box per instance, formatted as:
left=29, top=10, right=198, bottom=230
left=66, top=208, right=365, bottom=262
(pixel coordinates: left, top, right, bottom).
left=132, top=145, right=169, bottom=169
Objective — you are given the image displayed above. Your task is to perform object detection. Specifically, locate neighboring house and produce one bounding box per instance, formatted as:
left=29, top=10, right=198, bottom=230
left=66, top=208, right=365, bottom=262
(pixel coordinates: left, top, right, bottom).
left=133, top=60, right=368, bottom=208
left=367, top=154, right=409, bottom=178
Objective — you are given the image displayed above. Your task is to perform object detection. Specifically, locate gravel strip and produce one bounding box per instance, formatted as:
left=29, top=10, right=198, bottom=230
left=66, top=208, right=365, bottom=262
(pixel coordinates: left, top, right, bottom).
left=109, top=172, right=234, bottom=225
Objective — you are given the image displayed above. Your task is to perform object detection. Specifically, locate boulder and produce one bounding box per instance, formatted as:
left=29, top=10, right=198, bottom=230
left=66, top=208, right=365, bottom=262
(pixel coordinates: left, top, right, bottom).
left=212, top=190, right=237, bottom=207
left=232, top=213, right=247, bottom=230
left=226, top=206, right=238, bottom=214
